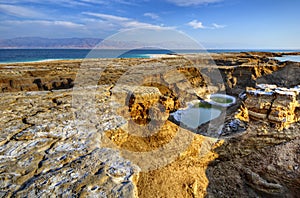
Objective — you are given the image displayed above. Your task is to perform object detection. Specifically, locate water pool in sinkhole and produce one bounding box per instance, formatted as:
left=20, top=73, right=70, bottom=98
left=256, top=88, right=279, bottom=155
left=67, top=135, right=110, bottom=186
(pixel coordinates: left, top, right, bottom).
left=171, top=94, right=236, bottom=130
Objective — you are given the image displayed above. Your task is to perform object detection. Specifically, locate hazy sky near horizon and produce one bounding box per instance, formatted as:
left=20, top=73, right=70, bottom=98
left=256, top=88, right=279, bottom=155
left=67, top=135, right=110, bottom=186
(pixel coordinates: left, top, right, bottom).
left=0, top=0, right=299, bottom=49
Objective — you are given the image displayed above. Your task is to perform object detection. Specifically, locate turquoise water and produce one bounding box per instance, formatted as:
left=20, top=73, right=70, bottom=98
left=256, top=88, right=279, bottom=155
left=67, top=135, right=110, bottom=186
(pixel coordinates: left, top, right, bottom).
left=0, top=49, right=184, bottom=63
left=171, top=102, right=222, bottom=129
left=1, top=49, right=299, bottom=64
left=118, top=49, right=174, bottom=58
left=178, top=107, right=222, bottom=129
left=274, top=55, right=300, bottom=62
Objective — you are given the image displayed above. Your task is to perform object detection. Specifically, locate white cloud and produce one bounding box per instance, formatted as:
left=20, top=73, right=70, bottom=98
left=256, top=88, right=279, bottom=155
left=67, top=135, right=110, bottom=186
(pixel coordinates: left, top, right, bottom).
left=83, top=12, right=129, bottom=22
left=83, top=12, right=170, bottom=30
left=79, top=0, right=106, bottom=4
left=112, top=0, right=138, bottom=6
left=188, top=20, right=226, bottom=29
left=51, top=21, right=85, bottom=28
left=0, top=4, right=44, bottom=18
left=188, top=20, right=206, bottom=29
left=0, top=20, right=87, bottom=38
left=167, top=0, right=222, bottom=6
left=3, top=20, right=85, bottom=29
left=144, top=13, right=159, bottom=20
left=212, top=23, right=226, bottom=29
left=0, top=0, right=132, bottom=7
left=0, top=10, right=174, bottom=39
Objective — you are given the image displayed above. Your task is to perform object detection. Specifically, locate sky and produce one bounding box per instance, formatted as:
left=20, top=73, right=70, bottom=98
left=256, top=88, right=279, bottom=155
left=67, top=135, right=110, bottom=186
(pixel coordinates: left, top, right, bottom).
left=0, top=0, right=299, bottom=49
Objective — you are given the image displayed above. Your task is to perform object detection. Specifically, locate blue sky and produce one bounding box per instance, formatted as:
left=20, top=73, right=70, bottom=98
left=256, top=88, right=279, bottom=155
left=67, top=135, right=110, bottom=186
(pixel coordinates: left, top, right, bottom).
left=0, top=0, right=299, bottom=49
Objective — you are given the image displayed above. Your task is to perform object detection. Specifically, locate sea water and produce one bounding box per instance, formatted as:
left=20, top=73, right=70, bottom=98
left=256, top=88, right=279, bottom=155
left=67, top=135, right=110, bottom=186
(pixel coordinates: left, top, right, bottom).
left=274, top=55, right=300, bottom=63
left=1, top=49, right=299, bottom=64
left=0, top=49, right=186, bottom=63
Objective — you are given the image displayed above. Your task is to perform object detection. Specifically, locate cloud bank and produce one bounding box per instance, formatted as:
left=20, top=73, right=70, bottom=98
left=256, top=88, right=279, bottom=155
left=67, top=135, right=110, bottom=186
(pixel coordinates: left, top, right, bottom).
left=167, top=0, right=222, bottom=6
left=188, top=20, right=225, bottom=29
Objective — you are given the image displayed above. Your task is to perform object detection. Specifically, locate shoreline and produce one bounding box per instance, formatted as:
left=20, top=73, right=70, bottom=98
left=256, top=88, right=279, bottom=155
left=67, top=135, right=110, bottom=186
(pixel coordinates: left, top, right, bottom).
left=0, top=51, right=300, bottom=65
left=0, top=58, right=69, bottom=65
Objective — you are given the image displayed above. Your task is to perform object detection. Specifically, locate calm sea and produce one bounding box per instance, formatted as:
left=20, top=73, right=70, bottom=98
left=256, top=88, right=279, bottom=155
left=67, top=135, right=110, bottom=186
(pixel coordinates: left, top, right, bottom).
left=273, top=55, right=300, bottom=62
left=0, top=49, right=299, bottom=64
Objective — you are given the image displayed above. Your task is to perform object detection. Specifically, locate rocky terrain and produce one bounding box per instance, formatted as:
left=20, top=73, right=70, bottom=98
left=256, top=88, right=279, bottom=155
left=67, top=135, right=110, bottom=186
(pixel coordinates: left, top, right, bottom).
left=0, top=52, right=299, bottom=197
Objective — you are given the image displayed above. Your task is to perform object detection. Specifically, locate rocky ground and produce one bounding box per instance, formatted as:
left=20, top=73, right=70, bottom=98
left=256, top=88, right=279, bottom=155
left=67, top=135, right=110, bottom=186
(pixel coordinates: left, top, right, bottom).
left=0, top=52, right=299, bottom=197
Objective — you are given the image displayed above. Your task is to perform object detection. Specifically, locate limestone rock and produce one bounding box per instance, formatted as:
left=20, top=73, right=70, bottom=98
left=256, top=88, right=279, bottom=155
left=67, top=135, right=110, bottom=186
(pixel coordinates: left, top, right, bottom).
left=1, top=52, right=300, bottom=197
left=245, top=85, right=300, bottom=129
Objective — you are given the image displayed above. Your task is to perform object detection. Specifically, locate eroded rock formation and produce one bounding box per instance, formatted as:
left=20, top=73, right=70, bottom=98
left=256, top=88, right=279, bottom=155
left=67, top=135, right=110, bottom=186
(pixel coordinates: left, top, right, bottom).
left=1, top=52, right=300, bottom=197
left=245, top=84, right=300, bottom=129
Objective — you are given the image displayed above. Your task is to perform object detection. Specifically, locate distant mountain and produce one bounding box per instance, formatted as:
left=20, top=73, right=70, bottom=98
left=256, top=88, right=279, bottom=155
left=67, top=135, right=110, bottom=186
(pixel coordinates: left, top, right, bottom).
left=0, top=37, right=206, bottom=49
left=0, top=37, right=103, bottom=49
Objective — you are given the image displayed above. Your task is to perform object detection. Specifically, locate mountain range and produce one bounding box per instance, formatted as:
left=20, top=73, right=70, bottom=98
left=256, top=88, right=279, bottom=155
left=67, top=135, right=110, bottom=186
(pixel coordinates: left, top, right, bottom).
left=0, top=37, right=103, bottom=49
left=0, top=37, right=204, bottom=49
left=0, top=37, right=223, bottom=49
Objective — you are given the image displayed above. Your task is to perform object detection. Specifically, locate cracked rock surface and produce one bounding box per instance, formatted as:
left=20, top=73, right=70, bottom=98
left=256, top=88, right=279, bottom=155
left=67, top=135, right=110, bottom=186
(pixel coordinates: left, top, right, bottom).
left=0, top=88, right=140, bottom=197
